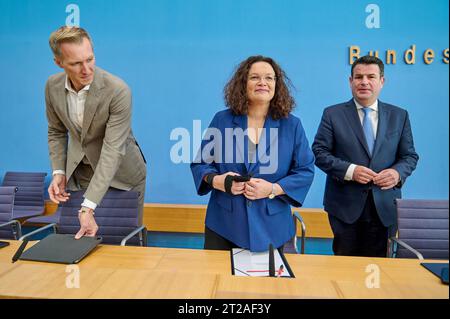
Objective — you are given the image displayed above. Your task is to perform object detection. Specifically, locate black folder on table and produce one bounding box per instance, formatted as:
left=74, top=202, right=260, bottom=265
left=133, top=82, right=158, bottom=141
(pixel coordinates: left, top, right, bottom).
left=420, top=262, right=449, bottom=284
left=17, top=233, right=102, bottom=264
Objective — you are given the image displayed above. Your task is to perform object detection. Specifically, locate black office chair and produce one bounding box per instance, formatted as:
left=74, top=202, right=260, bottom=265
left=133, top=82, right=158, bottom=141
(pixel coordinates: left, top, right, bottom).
left=389, top=199, right=449, bottom=260
left=0, top=186, right=22, bottom=239
left=20, top=189, right=147, bottom=246
left=283, top=211, right=306, bottom=254
left=1, top=171, right=47, bottom=220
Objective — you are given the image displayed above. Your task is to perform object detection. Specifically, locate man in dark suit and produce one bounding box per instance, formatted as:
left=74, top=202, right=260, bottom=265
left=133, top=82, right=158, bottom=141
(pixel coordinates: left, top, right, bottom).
left=312, top=55, right=419, bottom=257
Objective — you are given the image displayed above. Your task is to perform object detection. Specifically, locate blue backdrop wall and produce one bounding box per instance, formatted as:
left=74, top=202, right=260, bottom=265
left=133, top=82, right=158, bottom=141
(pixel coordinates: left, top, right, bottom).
left=0, top=0, right=448, bottom=206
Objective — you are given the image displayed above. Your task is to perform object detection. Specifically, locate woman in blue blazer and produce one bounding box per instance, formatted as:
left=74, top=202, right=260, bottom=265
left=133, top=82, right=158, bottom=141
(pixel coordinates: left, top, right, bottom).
left=191, top=56, right=314, bottom=252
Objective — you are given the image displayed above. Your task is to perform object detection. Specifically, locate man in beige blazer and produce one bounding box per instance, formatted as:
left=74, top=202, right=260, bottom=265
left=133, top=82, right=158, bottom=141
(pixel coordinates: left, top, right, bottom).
left=45, top=26, right=147, bottom=239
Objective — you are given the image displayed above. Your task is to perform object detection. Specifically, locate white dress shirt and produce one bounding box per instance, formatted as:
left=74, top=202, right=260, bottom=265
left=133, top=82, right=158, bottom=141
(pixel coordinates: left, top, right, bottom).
left=65, top=76, right=90, bottom=133
left=53, top=76, right=97, bottom=210
left=344, top=99, right=379, bottom=181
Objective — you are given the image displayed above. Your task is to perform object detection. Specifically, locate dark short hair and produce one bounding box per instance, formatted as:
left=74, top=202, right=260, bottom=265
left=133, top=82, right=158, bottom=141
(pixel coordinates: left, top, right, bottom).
left=224, top=55, right=295, bottom=120
left=351, top=55, right=384, bottom=77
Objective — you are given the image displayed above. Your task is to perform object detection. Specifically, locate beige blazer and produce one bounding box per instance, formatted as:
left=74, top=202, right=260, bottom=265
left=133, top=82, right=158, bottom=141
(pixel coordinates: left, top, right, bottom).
left=45, top=67, right=147, bottom=205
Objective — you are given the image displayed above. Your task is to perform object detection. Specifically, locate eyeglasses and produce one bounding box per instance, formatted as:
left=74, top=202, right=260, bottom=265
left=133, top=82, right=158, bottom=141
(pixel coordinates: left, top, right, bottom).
left=248, top=75, right=276, bottom=83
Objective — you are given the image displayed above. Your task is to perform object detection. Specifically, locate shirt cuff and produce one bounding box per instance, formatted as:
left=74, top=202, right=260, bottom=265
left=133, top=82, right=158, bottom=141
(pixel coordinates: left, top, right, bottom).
left=82, top=198, right=97, bottom=210
left=52, top=170, right=65, bottom=176
left=344, top=164, right=357, bottom=181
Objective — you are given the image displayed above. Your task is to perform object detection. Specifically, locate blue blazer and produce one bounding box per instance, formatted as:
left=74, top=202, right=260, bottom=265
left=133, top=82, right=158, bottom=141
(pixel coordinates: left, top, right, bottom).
left=312, top=99, right=419, bottom=227
left=191, top=109, right=315, bottom=252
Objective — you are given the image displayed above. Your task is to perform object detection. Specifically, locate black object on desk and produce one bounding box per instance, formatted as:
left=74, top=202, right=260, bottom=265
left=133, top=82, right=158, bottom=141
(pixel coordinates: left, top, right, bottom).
left=12, top=233, right=102, bottom=264
left=12, top=238, right=28, bottom=262
left=0, top=241, right=10, bottom=249
left=268, top=243, right=275, bottom=277
left=421, top=262, right=449, bottom=285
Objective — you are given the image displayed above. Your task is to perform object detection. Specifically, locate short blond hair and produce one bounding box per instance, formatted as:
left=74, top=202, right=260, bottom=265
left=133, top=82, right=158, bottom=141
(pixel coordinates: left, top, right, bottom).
left=49, top=26, right=93, bottom=57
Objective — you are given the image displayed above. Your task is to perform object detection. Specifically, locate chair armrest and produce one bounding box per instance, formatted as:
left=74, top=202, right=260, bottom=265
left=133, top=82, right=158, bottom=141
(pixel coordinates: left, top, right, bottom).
left=293, top=211, right=306, bottom=254
left=390, top=237, right=424, bottom=260
left=19, top=223, right=57, bottom=241
left=0, top=220, right=22, bottom=239
left=121, top=226, right=147, bottom=246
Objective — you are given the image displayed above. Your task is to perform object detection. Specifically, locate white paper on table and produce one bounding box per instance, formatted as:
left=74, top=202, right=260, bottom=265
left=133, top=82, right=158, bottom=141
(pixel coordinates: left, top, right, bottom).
left=231, top=248, right=293, bottom=277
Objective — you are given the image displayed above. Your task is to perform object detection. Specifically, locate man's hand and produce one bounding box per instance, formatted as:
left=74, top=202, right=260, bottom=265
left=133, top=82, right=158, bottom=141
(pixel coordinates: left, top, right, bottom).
left=75, top=208, right=99, bottom=239
left=48, top=174, right=70, bottom=204
left=352, top=165, right=378, bottom=184
left=243, top=178, right=272, bottom=200
left=212, top=172, right=245, bottom=195
left=373, top=168, right=400, bottom=190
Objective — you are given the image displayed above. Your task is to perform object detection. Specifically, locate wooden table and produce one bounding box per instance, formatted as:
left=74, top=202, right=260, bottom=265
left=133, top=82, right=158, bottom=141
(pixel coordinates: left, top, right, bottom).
left=0, top=240, right=447, bottom=299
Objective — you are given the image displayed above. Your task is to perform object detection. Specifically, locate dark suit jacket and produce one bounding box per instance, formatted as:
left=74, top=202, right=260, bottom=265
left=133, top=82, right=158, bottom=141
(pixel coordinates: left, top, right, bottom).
left=191, top=109, right=315, bottom=251
left=312, top=99, right=418, bottom=227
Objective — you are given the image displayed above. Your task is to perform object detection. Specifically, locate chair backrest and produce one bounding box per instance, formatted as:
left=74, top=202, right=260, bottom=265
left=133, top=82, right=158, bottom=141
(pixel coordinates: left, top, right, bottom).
left=0, top=186, right=17, bottom=239
left=283, top=216, right=297, bottom=254
left=283, top=212, right=305, bottom=254
left=56, top=189, right=141, bottom=245
left=2, top=172, right=47, bottom=208
left=396, top=199, right=449, bottom=260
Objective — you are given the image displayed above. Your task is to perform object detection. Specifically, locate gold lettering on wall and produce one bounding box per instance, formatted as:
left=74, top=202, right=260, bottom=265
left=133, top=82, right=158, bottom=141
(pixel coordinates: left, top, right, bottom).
left=348, top=45, right=449, bottom=65
left=404, top=45, right=416, bottom=64
left=386, top=50, right=397, bottom=64
left=349, top=45, right=360, bottom=64
left=423, top=49, right=435, bottom=64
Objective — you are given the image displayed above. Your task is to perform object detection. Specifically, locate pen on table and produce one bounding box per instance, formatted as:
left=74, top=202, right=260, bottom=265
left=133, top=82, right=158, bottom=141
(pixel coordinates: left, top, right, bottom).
left=277, top=265, right=284, bottom=277
left=12, top=239, right=29, bottom=263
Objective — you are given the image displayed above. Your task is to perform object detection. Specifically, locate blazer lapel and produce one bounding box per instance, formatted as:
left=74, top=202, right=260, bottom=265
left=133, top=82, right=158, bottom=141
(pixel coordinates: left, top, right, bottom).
left=54, top=77, right=81, bottom=141
left=81, top=68, right=105, bottom=142
left=343, top=99, right=372, bottom=157
left=372, top=101, right=388, bottom=158
left=249, top=115, right=280, bottom=174
left=232, top=114, right=249, bottom=171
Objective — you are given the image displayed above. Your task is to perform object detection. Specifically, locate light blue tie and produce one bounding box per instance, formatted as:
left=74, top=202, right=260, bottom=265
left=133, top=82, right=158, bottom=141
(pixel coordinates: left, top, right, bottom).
left=362, top=108, right=375, bottom=154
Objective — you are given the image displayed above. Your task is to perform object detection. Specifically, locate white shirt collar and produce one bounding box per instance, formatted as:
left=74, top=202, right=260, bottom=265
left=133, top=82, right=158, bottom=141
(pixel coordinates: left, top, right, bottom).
left=354, top=98, right=378, bottom=112
left=65, top=76, right=91, bottom=94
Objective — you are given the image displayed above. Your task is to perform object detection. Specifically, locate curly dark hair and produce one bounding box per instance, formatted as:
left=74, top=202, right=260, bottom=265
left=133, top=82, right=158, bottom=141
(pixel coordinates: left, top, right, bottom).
left=224, top=55, right=296, bottom=120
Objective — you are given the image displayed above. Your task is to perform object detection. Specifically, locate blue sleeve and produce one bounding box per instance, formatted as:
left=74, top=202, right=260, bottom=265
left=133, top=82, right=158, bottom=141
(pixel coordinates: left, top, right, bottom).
left=190, top=114, right=220, bottom=196
left=276, top=119, right=315, bottom=207
left=312, top=109, right=352, bottom=181
left=390, top=111, right=419, bottom=186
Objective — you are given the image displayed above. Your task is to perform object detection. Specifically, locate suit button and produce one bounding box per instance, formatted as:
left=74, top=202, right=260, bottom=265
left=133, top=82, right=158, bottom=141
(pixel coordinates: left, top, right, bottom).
left=247, top=200, right=252, bottom=207
left=74, top=161, right=79, bottom=165
left=362, top=189, right=368, bottom=194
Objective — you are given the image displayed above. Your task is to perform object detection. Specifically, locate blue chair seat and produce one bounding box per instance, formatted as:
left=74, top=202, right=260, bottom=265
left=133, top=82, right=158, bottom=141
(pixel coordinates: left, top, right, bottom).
left=12, top=205, right=46, bottom=219
left=25, top=211, right=61, bottom=225
left=20, top=189, right=147, bottom=246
